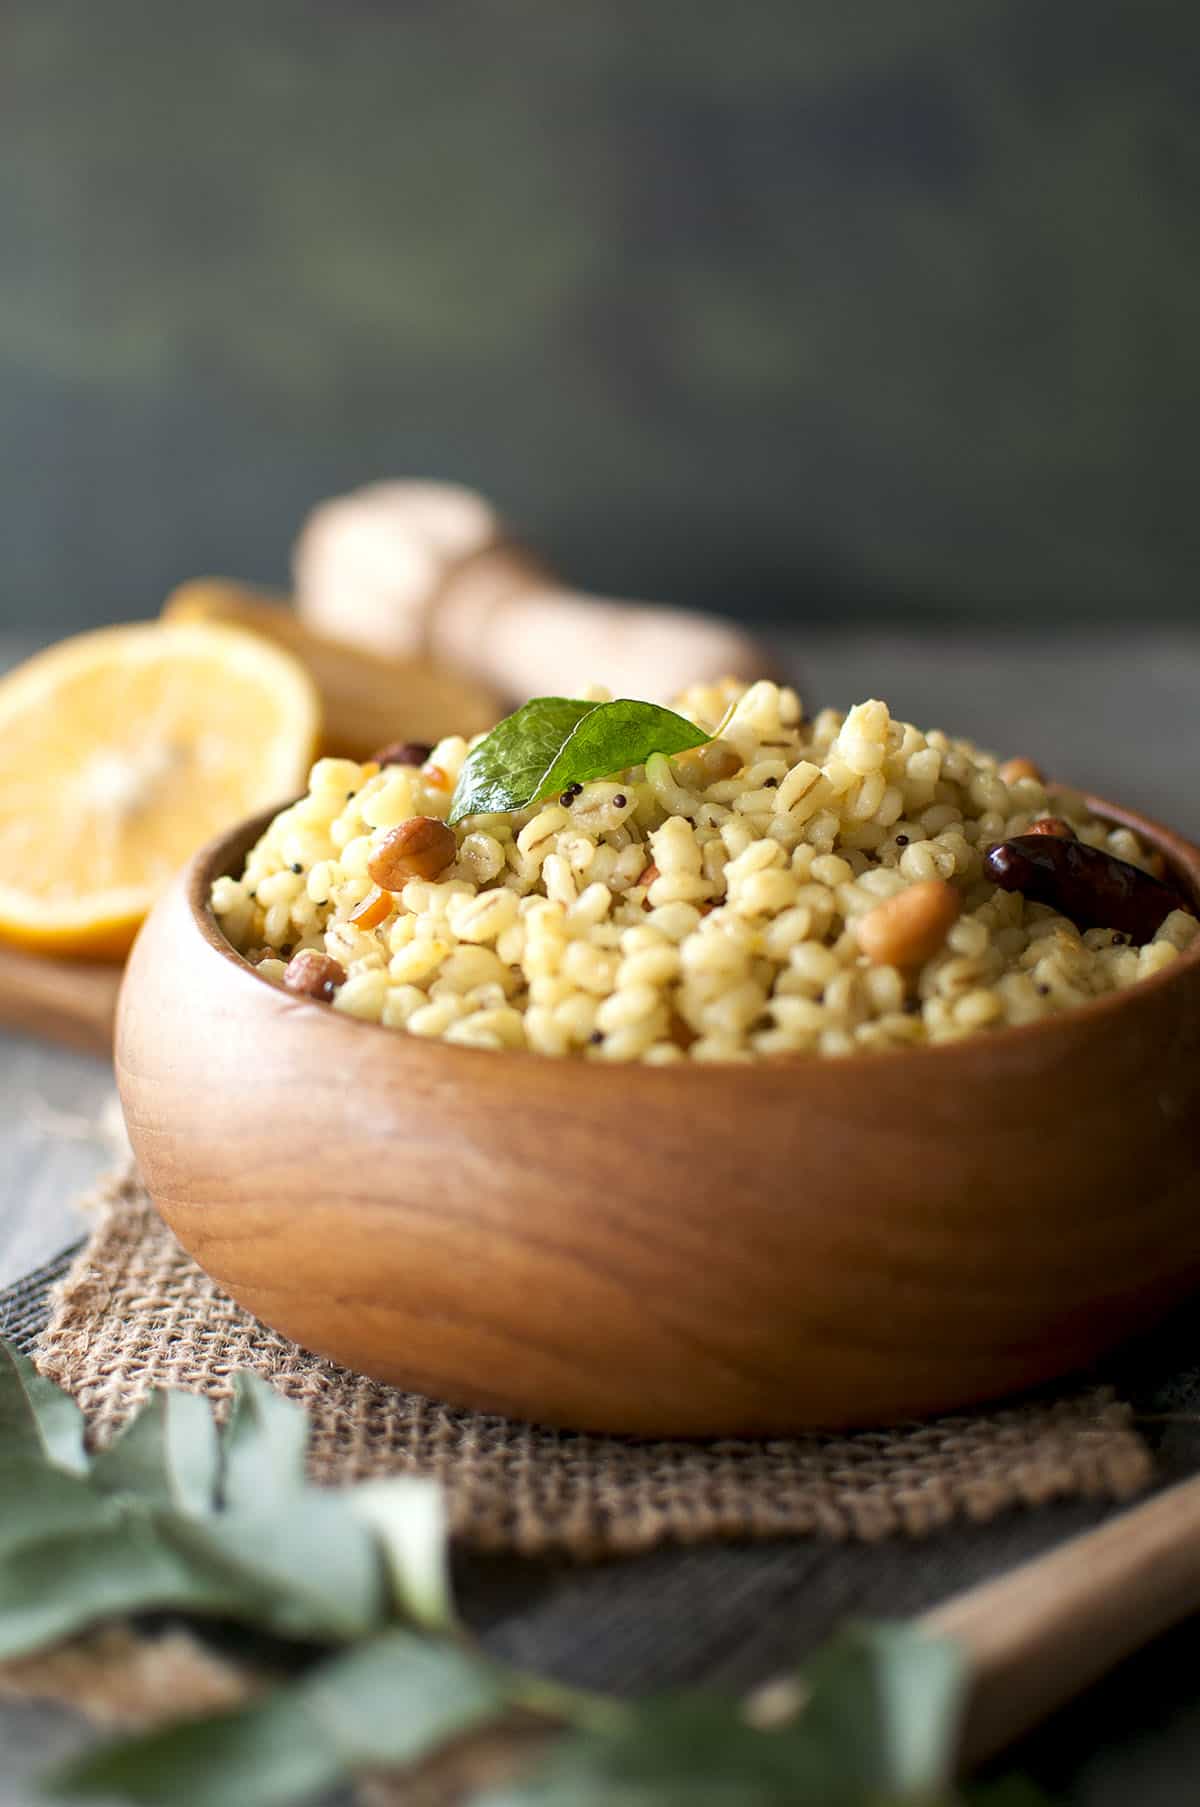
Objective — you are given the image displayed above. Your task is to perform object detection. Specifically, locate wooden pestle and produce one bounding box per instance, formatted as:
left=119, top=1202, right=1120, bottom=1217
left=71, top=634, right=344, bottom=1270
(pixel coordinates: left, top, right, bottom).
left=292, top=480, right=769, bottom=706
left=920, top=1470, right=1200, bottom=1772
left=739, top=1473, right=1200, bottom=1777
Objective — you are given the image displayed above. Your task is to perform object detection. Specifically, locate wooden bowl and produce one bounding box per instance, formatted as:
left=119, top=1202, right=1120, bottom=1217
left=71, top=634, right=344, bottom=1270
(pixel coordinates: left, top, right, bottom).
left=116, top=798, right=1200, bottom=1436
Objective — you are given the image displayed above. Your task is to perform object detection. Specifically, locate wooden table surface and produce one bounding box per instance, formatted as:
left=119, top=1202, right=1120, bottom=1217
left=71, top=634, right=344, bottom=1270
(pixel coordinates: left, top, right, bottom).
left=3, top=628, right=1200, bottom=1804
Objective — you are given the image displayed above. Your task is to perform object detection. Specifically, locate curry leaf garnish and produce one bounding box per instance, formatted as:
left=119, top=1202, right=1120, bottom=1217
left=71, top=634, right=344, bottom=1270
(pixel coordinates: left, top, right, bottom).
left=448, top=697, right=710, bottom=823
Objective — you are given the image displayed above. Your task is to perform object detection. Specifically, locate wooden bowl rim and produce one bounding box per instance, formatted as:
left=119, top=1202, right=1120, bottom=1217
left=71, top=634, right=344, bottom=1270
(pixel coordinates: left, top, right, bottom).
left=179, top=791, right=1200, bottom=1077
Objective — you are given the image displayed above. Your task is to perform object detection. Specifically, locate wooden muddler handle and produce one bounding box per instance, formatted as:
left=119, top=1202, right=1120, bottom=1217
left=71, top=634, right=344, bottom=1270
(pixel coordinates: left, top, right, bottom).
left=292, top=480, right=769, bottom=705
left=922, top=1471, right=1200, bottom=1770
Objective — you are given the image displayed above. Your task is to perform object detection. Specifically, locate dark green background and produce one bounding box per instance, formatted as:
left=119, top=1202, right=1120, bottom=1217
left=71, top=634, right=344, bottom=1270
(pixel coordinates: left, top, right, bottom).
left=3, top=0, right=1197, bottom=635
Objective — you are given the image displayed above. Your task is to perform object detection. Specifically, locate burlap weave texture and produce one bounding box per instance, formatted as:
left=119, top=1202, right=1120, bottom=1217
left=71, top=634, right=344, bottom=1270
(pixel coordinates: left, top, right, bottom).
left=34, top=1168, right=1152, bottom=1559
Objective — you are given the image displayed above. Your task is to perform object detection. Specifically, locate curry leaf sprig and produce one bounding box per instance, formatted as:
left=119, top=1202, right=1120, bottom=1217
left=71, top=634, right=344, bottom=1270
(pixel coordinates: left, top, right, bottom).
left=447, top=697, right=710, bottom=824
left=0, top=1337, right=452, bottom=1662
left=0, top=1337, right=1052, bottom=1807
left=57, top=1626, right=974, bottom=1807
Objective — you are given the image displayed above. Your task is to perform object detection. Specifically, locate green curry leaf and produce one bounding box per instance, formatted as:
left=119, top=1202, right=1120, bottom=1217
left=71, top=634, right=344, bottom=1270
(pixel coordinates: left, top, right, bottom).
left=0, top=1457, right=115, bottom=1561
left=479, top=1624, right=968, bottom=1807
left=47, top=1631, right=512, bottom=1807
left=348, top=1474, right=456, bottom=1632
left=448, top=697, right=709, bottom=823
left=219, top=1372, right=310, bottom=1511
left=0, top=1337, right=441, bottom=1661
left=89, top=1390, right=219, bottom=1513
left=534, top=698, right=710, bottom=804
left=157, top=1495, right=387, bottom=1643
left=45, top=1691, right=340, bottom=1807
left=448, top=697, right=596, bottom=822
left=0, top=1519, right=233, bottom=1662
left=794, top=1620, right=967, bottom=1797
left=0, top=1338, right=87, bottom=1473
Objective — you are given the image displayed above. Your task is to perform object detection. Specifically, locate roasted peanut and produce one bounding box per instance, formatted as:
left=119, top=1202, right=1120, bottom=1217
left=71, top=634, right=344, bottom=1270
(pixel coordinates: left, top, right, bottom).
left=349, top=886, right=392, bottom=929
left=1026, top=816, right=1076, bottom=840
left=855, top=879, right=962, bottom=967
left=671, top=738, right=743, bottom=786
left=986, top=835, right=1189, bottom=944
left=999, top=756, right=1044, bottom=785
left=282, top=950, right=346, bottom=1001
left=368, top=816, right=458, bottom=889
left=370, top=739, right=433, bottom=768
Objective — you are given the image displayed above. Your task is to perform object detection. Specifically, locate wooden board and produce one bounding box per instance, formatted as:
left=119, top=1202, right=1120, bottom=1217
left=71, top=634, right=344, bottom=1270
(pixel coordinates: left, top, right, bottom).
left=0, top=943, right=120, bottom=1056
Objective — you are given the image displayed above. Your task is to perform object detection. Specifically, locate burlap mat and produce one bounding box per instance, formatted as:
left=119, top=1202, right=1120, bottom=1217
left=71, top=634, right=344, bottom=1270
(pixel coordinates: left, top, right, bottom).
left=30, top=1166, right=1151, bottom=1559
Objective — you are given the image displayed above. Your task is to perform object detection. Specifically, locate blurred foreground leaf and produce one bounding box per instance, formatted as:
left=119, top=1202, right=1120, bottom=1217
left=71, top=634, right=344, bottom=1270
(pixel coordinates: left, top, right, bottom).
left=220, top=1373, right=310, bottom=1510
left=89, top=1389, right=219, bottom=1511
left=2, top=1334, right=1055, bottom=1807
left=479, top=1624, right=966, bottom=1807
left=160, top=1495, right=386, bottom=1642
left=348, top=1475, right=455, bottom=1631
left=0, top=1338, right=445, bottom=1660
left=48, top=1630, right=510, bottom=1807
left=0, top=1339, right=87, bottom=1472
